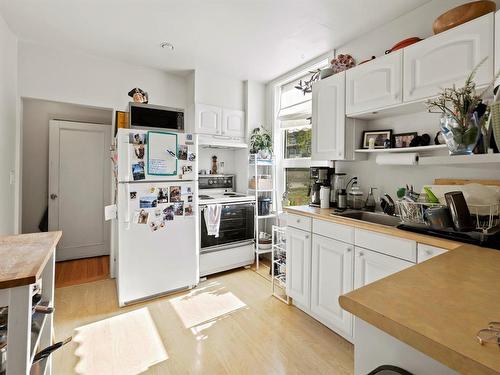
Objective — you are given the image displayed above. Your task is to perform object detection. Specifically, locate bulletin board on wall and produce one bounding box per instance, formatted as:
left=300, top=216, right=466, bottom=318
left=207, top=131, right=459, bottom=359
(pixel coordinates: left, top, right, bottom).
left=147, top=131, right=178, bottom=176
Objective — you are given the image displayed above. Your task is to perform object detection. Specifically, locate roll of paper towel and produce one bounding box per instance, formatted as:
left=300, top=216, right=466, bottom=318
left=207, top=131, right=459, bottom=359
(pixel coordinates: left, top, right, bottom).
left=375, top=153, right=419, bottom=165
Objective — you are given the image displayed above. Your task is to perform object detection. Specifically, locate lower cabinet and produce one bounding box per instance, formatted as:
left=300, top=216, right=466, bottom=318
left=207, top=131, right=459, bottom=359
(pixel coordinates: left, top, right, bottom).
left=286, top=226, right=312, bottom=309
left=311, top=234, right=354, bottom=338
left=354, top=247, right=414, bottom=288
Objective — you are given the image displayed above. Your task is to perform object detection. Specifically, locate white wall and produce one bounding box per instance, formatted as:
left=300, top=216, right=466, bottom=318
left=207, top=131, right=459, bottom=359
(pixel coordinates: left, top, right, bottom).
left=21, top=98, right=112, bottom=234
left=0, top=14, right=18, bottom=235
left=193, top=69, right=245, bottom=110
left=336, top=0, right=500, bottom=62
left=18, top=41, right=187, bottom=111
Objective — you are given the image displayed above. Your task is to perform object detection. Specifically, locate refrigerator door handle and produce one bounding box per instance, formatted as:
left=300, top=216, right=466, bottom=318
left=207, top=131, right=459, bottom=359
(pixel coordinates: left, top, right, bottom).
left=124, top=183, right=131, bottom=224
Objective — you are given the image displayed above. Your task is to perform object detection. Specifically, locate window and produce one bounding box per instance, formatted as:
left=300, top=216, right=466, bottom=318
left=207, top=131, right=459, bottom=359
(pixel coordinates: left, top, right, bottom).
left=284, top=127, right=311, bottom=159
left=271, top=54, right=332, bottom=210
left=284, top=168, right=310, bottom=206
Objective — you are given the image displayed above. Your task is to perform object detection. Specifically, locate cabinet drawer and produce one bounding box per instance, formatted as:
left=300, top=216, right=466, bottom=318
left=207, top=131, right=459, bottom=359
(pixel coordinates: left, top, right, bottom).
left=417, top=243, right=448, bottom=263
left=313, top=219, right=354, bottom=244
left=354, top=229, right=416, bottom=262
left=286, top=213, right=312, bottom=232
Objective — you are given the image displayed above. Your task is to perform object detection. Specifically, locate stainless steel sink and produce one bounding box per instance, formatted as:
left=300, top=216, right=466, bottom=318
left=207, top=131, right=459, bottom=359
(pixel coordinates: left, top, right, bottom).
left=331, top=210, right=401, bottom=227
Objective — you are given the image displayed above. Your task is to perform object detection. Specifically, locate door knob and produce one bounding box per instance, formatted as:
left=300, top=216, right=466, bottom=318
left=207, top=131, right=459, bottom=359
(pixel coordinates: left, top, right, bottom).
left=50, top=194, right=58, bottom=200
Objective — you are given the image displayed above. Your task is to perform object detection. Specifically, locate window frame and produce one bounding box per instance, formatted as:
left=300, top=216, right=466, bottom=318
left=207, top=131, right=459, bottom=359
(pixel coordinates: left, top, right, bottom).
left=268, top=52, right=334, bottom=212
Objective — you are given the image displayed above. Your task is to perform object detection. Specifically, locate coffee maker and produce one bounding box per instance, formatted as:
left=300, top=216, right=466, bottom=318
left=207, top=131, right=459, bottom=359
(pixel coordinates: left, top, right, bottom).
left=309, top=167, right=334, bottom=207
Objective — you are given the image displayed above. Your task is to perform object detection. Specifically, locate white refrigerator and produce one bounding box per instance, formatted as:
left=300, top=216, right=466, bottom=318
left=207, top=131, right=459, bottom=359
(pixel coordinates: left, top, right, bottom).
left=116, top=128, right=198, bottom=306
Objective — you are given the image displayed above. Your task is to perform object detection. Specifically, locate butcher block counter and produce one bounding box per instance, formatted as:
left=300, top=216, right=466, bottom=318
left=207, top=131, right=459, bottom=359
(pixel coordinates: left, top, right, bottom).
left=0, top=231, right=61, bottom=289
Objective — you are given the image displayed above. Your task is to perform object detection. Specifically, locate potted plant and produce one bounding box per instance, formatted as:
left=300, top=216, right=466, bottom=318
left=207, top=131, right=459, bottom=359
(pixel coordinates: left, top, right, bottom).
left=426, top=58, right=498, bottom=155
left=250, top=126, right=273, bottom=159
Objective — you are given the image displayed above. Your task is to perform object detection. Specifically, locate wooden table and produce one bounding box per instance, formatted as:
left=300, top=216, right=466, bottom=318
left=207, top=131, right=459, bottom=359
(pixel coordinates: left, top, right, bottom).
left=0, top=232, right=61, bottom=375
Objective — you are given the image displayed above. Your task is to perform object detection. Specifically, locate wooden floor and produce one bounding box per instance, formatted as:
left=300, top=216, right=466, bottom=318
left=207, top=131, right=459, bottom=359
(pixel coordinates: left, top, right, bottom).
left=55, top=255, right=110, bottom=288
left=53, top=268, right=354, bottom=375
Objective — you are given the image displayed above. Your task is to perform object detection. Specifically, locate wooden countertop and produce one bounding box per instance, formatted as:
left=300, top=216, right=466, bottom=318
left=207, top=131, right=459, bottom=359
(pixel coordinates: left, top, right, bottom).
left=339, top=246, right=500, bottom=375
left=0, top=232, right=62, bottom=289
left=284, top=205, right=463, bottom=250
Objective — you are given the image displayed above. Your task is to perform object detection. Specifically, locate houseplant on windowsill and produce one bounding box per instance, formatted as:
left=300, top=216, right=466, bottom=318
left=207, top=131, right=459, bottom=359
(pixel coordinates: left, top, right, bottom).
left=426, top=58, right=498, bottom=155
left=250, top=126, right=273, bottom=159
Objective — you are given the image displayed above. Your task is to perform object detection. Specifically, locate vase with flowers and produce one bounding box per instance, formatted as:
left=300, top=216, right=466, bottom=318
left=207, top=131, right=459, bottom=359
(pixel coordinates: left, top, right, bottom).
left=426, top=58, right=497, bottom=155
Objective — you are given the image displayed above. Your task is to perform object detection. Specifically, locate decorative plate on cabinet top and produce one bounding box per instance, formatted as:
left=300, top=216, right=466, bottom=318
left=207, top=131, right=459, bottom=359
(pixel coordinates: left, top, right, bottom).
left=433, top=0, right=496, bottom=34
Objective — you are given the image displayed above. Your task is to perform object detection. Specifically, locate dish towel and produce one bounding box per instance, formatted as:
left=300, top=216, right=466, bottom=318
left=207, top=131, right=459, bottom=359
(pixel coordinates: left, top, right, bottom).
left=204, top=204, right=222, bottom=237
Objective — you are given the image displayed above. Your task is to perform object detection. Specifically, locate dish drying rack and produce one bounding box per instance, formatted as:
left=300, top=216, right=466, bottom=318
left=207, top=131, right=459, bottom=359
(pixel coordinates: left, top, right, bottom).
left=271, top=225, right=289, bottom=304
left=396, top=200, right=500, bottom=242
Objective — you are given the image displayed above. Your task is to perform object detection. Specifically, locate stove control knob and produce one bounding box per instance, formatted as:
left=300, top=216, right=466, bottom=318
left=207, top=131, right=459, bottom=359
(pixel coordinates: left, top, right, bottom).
left=208, top=180, right=213, bottom=185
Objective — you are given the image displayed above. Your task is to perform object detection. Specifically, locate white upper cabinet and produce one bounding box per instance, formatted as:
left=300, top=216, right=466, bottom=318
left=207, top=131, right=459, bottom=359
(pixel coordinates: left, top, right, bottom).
left=194, top=104, right=222, bottom=135
left=346, top=50, right=402, bottom=115
left=222, top=109, right=245, bottom=138
left=403, top=13, right=493, bottom=103
left=312, top=71, right=346, bottom=160
left=286, top=226, right=312, bottom=309
left=311, top=234, right=354, bottom=337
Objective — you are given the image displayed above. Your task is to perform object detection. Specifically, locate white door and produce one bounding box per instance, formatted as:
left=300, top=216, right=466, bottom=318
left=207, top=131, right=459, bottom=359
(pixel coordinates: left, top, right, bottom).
left=311, top=234, right=354, bottom=337
left=286, top=226, right=311, bottom=309
left=194, top=104, right=222, bottom=135
left=404, top=13, right=493, bottom=102
left=354, top=247, right=414, bottom=289
left=222, top=108, right=245, bottom=138
left=312, top=71, right=345, bottom=160
left=49, top=120, right=111, bottom=261
left=346, top=50, right=402, bottom=115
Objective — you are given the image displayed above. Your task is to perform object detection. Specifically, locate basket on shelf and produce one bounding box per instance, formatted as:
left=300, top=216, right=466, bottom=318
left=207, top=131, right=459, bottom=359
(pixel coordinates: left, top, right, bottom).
left=249, top=175, right=273, bottom=190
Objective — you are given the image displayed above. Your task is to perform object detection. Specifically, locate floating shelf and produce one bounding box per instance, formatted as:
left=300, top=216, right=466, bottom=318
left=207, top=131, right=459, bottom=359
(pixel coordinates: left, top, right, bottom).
left=355, top=145, right=447, bottom=154
left=418, top=153, right=500, bottom=166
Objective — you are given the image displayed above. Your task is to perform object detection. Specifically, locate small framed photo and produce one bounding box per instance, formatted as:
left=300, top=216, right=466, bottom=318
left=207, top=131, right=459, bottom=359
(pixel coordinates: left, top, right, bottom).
left=392, top=132, right=417, bottom=148
left=361, top=130, right=392, bottom=149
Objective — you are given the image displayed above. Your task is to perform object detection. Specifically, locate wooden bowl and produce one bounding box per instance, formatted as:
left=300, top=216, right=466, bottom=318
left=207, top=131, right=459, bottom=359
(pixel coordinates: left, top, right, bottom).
left=433, top=1, right=496, bottom=34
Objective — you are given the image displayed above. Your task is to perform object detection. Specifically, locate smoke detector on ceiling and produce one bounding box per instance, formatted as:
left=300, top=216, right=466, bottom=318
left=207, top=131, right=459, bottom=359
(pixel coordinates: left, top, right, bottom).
left=160, top=41, right=174, bottom=50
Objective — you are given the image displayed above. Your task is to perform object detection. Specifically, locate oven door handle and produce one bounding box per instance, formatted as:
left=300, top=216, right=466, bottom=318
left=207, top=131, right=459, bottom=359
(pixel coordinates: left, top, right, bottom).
left=199, top=201, right=256, bottom=210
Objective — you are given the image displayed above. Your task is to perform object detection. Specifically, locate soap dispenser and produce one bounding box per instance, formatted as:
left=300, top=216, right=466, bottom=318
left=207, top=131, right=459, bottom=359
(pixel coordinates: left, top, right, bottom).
left=364, top=187, right=377, bottom=212
left=348, top=179, right=364, bottom=210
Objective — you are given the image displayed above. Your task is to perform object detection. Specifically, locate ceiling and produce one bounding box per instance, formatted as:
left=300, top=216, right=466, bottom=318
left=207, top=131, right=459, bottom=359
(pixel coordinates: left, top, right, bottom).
left=0, top=0, right=430, bottom=82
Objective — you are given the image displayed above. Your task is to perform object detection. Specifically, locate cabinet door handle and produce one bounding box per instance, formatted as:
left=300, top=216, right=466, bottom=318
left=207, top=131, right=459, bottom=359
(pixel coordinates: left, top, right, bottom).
left=358, top=252, right=364, bottom=257
left=346, top=247, right=352, bottom=252
left=425, top=250, right=433, bottom=255
left=305, top=235, right=309, bottom=239
left=296, top=219, right=301, bottom=223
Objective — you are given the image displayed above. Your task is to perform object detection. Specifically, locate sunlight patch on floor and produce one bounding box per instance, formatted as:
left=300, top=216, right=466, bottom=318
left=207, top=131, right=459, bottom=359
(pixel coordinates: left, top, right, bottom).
left=170, top=281, right=247, bottom=329
left=73, top=307, right=167, bottom=375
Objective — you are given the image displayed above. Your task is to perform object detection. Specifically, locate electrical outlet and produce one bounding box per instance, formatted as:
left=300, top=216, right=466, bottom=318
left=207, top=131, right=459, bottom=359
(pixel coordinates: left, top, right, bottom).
left=9, top=170, right=15, bottom=185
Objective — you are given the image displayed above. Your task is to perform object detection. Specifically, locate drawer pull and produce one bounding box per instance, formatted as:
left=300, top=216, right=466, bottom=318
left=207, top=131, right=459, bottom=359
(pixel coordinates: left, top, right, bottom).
left=358, top=252, right=364, bottom=257
left=346, top=247, right=352, bottom=252
left=296, top=219, right=301, bottom=223
left=425, top=250, right=433, bottom=255
left=305, top=235, right=309, bottom=239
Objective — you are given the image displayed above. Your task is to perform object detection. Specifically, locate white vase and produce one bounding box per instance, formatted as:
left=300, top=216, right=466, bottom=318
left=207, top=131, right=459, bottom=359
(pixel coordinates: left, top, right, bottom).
left=258, top=150, right=270, bottom=159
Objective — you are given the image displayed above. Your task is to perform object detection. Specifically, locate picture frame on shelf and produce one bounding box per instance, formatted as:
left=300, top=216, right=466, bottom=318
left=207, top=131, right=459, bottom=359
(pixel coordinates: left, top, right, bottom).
left=393, top=132, right=417, bottom=148
left=361, top=129, right=392, bottom=149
